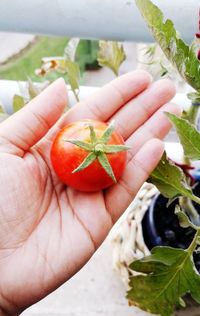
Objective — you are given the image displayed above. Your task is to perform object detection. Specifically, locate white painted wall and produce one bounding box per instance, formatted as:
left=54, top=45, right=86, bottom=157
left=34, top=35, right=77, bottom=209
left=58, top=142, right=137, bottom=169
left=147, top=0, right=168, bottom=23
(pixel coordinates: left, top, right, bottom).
left=0, top=0, right=198, bottom=43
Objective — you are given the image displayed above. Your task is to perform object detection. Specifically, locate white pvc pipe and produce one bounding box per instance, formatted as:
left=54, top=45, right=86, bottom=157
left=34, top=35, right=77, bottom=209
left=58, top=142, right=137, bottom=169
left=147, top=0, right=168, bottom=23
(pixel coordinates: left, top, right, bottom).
left=0, top=80, right=98, bottom=114
left=0, top=0, right=198, bottom=43
left=0, top=80, right=191, bottom=114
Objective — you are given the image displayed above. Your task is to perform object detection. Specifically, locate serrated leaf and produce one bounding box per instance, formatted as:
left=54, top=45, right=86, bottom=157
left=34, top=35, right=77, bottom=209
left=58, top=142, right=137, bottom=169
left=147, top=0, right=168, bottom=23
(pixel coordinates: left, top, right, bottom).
left=127, top=246, right=200, bottom=316
left=149, top=152, right=199, bottom=202
left=13, top=95, right=25, bottom=112
left=166, top=112, right=200, bottom=160
left=64, top=38, right=80, bottom=61
left=97, top=41, right=126, bottom=76
left=135, top=0, right=200, bottom=91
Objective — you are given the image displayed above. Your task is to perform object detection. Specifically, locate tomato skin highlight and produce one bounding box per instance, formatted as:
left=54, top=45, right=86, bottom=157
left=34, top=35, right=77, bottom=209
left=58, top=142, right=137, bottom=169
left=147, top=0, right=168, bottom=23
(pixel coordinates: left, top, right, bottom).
left=51, top=120, right=127, bottom=192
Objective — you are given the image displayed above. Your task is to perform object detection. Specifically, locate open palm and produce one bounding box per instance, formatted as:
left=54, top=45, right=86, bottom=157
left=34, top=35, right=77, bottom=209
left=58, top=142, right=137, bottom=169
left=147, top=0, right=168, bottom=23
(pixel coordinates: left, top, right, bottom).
left=0, top=71, right=180, bottom=315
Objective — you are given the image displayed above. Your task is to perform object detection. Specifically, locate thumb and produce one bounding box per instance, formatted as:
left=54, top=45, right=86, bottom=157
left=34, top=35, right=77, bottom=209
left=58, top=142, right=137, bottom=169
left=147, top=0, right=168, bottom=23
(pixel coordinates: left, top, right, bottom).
left=0, top=78, right=67, bottom=156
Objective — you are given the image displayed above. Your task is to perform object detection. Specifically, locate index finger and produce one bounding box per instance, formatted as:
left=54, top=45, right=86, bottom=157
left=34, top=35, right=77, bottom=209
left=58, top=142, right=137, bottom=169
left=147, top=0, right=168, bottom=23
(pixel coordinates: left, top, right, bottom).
left=58, top=70, right=152, bottom=126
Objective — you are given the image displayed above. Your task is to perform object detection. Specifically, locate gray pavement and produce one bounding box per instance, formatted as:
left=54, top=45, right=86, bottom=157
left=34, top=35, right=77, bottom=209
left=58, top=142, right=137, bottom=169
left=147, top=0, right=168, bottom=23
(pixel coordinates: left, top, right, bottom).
left=0, top=32, right=35, bottom=63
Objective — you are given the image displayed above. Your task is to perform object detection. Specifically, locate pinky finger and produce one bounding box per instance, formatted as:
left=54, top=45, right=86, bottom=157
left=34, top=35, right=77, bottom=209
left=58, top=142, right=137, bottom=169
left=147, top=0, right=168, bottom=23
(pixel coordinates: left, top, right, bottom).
left=105, top=139, right=164, bottom=223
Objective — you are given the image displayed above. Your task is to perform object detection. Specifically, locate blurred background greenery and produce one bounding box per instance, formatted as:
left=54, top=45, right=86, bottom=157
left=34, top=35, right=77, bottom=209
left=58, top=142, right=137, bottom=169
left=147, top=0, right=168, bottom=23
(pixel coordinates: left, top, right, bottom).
left=0, top=36, right=99, bottom=81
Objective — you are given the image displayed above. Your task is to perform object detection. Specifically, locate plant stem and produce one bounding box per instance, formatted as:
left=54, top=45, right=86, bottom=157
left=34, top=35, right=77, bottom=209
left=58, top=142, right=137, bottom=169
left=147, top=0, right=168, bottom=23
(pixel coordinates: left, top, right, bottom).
left=73, top=89, right=80, bottom=102
left=186, top=103, right=200, bottom=125
left=183, top=155, right=190, bottom=165
left=188, top=229, right=200, bottom=255
left=187, top=195, right=200, bottom=226
left=179, top=197, right=200, bottom=224
left=190, top=194, right=200, bottom=206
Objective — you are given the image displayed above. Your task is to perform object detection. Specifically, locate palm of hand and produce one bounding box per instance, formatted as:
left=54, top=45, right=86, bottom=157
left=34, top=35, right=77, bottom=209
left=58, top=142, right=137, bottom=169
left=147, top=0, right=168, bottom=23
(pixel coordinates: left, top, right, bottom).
left=0, top=72, right=179, bottom=315
left=0, top=144, right=110, bottom=313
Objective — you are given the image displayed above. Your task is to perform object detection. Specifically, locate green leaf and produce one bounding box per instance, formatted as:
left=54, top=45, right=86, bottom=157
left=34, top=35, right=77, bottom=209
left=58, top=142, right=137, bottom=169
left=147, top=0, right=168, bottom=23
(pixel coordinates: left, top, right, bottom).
left=179, top=297, right=186, bottom=308
left=27, top=77, right=41, bottom=99
left=149, top=151, right=200, bottom=203
left=143, top=43, right=157, bottom=59
left=13, top=95, right=25, bottom=112
left=166, top=112, right=200, bottom=160
left=63, top=39, right=80, bottom=98
left=127, top=246, right=200, bottom=316
left=135, top=0, right=200, bottom=91
left=65, top=60, right=80, bottom=92
left=187, top=91, right=200, bottom=104
left=175, top=205, right=191, bottom=228
left=98, top=152, right=117, bottom=183
left=97, top=41, right=126, bottom=76
left=175, top=205, right=200, bottom=230
left=64, top=38, right=80, bottom=61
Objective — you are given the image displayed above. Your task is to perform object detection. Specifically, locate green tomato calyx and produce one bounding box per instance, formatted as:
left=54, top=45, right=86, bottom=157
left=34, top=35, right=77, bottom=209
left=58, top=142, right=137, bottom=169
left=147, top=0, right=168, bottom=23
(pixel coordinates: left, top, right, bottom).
left=65, top=121, right=129, bottom=182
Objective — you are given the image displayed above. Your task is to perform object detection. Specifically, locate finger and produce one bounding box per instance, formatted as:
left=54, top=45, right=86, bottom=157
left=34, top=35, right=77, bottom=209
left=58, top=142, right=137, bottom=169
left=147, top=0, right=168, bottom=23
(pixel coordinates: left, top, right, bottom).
left=54, top=70, right=152, bottom=130
left=126, top=102, right=182, bottom=161
left=105, top=139, right=164, bottom=223
left=110, top=79, right=176, bottom=140
left=0, top=78, right=67, bottom=156
left=47, top=76, right=175, bottom=145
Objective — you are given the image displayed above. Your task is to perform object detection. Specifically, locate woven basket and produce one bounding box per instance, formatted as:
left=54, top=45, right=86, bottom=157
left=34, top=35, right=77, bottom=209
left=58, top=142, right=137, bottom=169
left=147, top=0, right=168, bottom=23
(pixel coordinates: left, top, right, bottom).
left=111, top=182, right=158, bottom=286
left=111, top=183, right=200, bottom=315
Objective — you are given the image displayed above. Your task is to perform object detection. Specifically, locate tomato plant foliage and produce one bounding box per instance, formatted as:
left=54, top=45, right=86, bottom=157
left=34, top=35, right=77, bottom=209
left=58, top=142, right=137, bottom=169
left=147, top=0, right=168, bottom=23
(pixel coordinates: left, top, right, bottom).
left=127, top=1, right=200, bottom=315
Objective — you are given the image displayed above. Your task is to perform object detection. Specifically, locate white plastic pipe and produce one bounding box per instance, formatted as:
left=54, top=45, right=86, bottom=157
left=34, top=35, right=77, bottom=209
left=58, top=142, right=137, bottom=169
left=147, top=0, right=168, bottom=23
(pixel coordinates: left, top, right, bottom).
left=0, top=80, right=191, bottom=114
left=0, top=0, right=198, bottom=43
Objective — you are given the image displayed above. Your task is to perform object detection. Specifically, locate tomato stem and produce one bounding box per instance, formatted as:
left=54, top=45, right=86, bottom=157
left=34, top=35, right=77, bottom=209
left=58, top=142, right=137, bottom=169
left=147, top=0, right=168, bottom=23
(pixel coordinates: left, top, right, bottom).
left=65, top=122, right=129, bottom=182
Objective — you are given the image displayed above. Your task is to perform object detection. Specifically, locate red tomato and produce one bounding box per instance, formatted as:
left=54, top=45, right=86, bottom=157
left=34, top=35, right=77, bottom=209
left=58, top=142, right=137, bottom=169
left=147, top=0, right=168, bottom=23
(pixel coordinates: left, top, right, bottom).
left=51, top=120, right=128, bottom=192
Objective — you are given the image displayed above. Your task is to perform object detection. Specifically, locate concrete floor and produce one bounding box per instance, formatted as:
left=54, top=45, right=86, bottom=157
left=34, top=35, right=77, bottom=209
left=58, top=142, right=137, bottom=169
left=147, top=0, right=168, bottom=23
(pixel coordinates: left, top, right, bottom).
left=22, top=236, right=151, bottom=316
left=0, top=32, right=35, bottom=63
left=21, top=233, right=200, bottom=316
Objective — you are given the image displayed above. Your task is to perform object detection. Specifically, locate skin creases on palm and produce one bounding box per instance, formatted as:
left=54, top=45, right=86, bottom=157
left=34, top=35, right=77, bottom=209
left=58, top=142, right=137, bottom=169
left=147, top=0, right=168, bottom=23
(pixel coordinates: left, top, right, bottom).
left=0, top=149, right=50, bottom=249
left=0, top=145, right=111, bottom=312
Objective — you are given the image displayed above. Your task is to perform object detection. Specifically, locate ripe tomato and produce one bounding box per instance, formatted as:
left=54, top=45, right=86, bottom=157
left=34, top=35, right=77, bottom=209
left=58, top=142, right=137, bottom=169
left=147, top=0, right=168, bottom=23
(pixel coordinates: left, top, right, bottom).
left=51, top=120, right=128, bottom=192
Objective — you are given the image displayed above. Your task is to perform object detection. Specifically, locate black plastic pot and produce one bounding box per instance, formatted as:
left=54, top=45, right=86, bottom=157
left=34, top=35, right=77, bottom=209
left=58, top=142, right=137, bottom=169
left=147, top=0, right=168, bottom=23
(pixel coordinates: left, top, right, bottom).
left=142, top=181, right=200, bottom=273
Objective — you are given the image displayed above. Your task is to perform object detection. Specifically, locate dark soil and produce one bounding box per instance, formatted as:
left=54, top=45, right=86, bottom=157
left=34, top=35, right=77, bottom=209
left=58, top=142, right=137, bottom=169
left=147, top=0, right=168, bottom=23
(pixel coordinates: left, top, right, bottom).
left=142, top=184, right=200, bottom=273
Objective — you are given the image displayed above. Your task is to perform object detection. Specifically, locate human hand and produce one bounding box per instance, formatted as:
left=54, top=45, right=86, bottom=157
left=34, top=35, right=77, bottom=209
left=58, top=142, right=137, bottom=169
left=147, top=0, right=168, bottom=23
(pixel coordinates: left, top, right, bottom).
left=0, top=71, right=180, bottom=315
